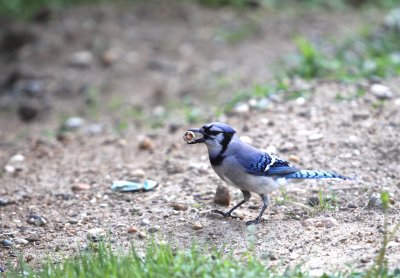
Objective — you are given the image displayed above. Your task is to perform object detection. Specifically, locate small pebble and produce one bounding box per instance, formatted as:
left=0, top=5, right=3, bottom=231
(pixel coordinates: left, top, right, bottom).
left=87, top=228, right=106, bottom=242
left=140, top=218, right=150, bottom=226
left=192, top=222, right=203, bottom=230
left=101, top=50, right=119, bottom=66
left=69, top=218, right=78, bottom=224
left=27, top=214, right=47, bottom=226
left=14, top=238, right=29, bottom=245
left=131, top=169, right=146, bottom=178
left=127, top=226, right=138, bottom=234
left=0, top=197, right=11, bottom=206
left=288, top=155, right=300, bottom=164
left=138, top=231, right=147, bottom=239
left=69, top=50, right=94, bottom=68
left=2, top=239, right=13, bottom=247
left=366, top=196, right=384, bottom=210
left=370, top=84, right=393, bottom=100
left=71, top=183, right=91, bottom=191
left=9, top=154, right=25, bottom=163
left=171, top=203, right=188, bottom=211
left=63, top=117, right=84, bottom=130
left=308, top=133, right=324, bottom=141
left=213, top=184, right=231, bottom=206
left=148, top=225, right=160, bottom=233
left=138, top=136, right=154, bottom=150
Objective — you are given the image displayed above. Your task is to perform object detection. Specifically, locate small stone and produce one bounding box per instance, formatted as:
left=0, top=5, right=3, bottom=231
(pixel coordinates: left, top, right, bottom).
left=321, top=217, right=338, bottom=228
left=69, top=218, right=78, bottom=224
left=9, top=154, right=25, bottom=163
left=192, top=222, right=203, bottom=230
left=307, top=197, right=320, bottom=207
left=69, top=51, right=94, bottom=68
left=148, top=225, right=160, bottom=233
left=360, top=257, right=371, bottom=263
left=370, top=84, right=393, bottom=100
left=127, top=226, right=138, bottom=234
left=213, top=184, right=231, bottom=206
left=18, top=105, right=39, bottom=122
left=288, top=155, right=300, bottom=164
left=131, top=169, right=146, bottom=178
left=14, top=238, right=29, bottom=245
left=138, top=136, right=154, bottom=150
left=85, top=124, right=103, bottom=135
left=2, top=239, right=13, bottom=247
left=347, top=202, right=357, bottom=209
left=0, top=197, right=12, bottom=206
left=352, top=111, right=369, bottom=120
left=63, top=117, right=84, bottom=131
left=269, top=253, right=278, bottom=260
left=232, top=103, right=250, bottom=114
left=101, top=50, right=119, bottom=66
left=171, top=203, right=189, bottom=211
left=27, top=214, right=47, bottom=226
left=308, top=133, right=324, bottom=141
left=87, top=228, right=106, bottom=242
left=366, top=196, right=384, bottom=210
left=140, top=218, right=150, bottom=226
left=71, top=183, right=91, bottom=191
left=138, top=231, right=147, bottom=239
left=4, top=165, right=16, bottom=173
left=279, top=142, right=296, bottom=152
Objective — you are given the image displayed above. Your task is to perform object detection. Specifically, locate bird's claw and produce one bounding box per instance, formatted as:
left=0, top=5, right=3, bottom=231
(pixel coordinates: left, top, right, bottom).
left=245, top=218, right=262, bottom=226
left=211, top=209, right=239, bottom=219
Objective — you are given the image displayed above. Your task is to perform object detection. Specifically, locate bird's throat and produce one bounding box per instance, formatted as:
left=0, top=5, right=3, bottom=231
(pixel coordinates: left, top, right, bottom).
left=209, top=133, right=233, bottom=166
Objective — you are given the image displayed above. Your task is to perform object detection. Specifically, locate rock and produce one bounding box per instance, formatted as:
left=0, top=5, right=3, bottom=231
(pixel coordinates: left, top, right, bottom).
left=0, top=266, right=5, bottom=272
left=127, top=226, right=138, bottom=234
left=366, top=196, right=384, bottom=210
left=0, top=197, right=12, bottom=206
left=87, top=228, right=106, bottom=242
left=347, top=202, right=357, bottom=209
left=232, top=103, right=250, bottom=114
left=27, top=214, right=47, bottom=226
left=321, top=217, right=338, bottom=228
left=63, top=117, right=84, bottom=131
left=18, top=105, right=39, bottom=122
left=148, top=225, right=160, bottom=233
left=352, top=111, right=369, bottom=120
left=71, top=183, right=91, bottom=191
left=269, top=253, right=278, bottom=260
left=101, top=50, right=119, bottom=66
left=192, top=222, right=203, bottom=230
left=9, top=154, right=25, bottom=163
left=385, top=7, right=400, bottom=31
left=279, top=142, right=297, bottom=152
left=165, top=161, right=184, bottom=174
left=2, top=239, right=13, bottom=247
left=171, top=203, right=189, bottom=211
left=370, top=84, right=393, bottom=100
left=138, top=231, right=147, bottom=239
left=308, top=133, right=324, bottom=141
left=131, top=169, right=146, bottom=178
left=288, top=155, right=300, bottom=164
left=213, top=184, right=231, bottom=206
left=307, top=196, right=320, bottom=207
left=360, top=257, right=371, bottom=263
left=69, top=51, right=94, bottom=68
left=138, top=136, right=154, bottom=150
left=140, top=218, right=150, bottom=226
left=14, top=238, right=29, bottom=245
left=4, top=165, right=16, bottom=173
left=68, top=218, right=78, bottom=224
left=85, top=124, right=103, bottom=135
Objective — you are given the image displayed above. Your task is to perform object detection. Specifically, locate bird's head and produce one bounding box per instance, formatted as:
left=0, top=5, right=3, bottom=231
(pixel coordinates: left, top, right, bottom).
left=186, top=122, right=236, bottom=149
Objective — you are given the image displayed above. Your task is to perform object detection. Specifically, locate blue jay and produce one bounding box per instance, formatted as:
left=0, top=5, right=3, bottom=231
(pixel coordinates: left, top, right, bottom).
left=186, top=122, right=349, bottom=226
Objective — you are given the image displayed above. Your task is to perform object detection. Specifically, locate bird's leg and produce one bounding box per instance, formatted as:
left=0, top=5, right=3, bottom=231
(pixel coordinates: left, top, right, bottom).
left=212, top=190, right=251, bottom=219
left=246, top=194, right=269, bottom=226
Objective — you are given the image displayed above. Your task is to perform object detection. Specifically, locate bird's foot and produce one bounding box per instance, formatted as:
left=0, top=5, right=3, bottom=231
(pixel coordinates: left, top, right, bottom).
left=245, top=218, right=263, bottom=226
left=211, top=209, right=240, bottom=219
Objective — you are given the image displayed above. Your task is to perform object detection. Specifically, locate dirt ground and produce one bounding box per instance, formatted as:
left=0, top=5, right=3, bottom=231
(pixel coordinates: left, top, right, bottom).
left=0, top=1, right=399, bottom=275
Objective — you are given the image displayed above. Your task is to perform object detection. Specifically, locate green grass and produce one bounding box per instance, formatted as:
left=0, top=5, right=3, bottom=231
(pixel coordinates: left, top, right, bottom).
left=286, top=26, right=400, bottom=81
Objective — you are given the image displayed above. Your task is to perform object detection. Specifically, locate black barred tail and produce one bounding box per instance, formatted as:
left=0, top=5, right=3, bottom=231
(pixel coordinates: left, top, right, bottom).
left=284, top=170, right=348, bottom=180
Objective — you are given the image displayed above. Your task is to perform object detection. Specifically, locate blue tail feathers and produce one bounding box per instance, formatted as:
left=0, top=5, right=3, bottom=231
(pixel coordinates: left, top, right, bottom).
left=284, top=170, right=348, bottom=180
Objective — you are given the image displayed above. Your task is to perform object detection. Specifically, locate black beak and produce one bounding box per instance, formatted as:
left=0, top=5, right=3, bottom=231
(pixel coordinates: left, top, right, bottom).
left=187, top=128, right=206, bottom=144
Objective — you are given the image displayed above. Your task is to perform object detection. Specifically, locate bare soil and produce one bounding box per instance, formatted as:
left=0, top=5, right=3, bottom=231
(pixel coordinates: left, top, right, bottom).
left=0, top=2, right=399, bottom=275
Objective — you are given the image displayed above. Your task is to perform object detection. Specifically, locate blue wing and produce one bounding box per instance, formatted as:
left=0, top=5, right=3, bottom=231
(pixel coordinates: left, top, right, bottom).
left=245, top=153, right=299, bottom=176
